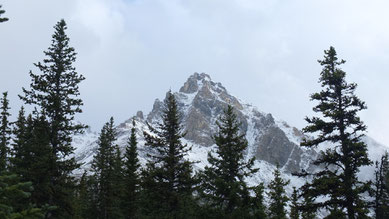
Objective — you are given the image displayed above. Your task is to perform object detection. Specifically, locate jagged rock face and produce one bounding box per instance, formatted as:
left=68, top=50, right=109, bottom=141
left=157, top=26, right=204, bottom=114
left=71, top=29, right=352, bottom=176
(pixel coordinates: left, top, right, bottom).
left=73, top=71, right=389, bottom=199
left=144, top=72, right=313, bottom=172
left=73, top=71, right=389, bottom=208
left=255, top=126, right=301, bottom=171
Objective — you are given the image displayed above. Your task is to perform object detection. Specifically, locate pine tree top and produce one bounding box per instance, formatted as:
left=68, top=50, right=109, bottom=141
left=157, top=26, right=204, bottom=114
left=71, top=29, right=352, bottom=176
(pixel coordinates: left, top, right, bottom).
left=20, top=19, right=86, bottom=138
left=0, top=92, right=11, bottom=172
left=297, top=47, right=371, bottom=218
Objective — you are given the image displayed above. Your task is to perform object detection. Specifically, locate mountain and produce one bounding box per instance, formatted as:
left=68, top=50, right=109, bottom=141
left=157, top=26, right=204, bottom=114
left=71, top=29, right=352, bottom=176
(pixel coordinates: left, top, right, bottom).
left=73, top=72, right=388, bottom=191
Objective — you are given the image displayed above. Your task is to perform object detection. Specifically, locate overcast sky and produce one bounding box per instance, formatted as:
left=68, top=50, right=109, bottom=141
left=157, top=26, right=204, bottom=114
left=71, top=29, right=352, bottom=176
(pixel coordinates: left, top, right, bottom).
left=1, top=0, right=389, bottom=146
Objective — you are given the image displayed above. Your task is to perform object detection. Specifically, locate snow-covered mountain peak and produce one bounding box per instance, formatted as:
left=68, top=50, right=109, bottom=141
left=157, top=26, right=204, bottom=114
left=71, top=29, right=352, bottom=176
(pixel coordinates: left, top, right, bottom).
left=73, top=72, right=389, bottom=196
left=180, top=72, right=217, bottom=94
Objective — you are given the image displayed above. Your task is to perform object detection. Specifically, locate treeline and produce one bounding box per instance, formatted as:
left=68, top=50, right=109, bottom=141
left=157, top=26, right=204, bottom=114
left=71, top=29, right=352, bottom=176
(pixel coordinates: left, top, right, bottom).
left=0, top=6, right=389, bottom=219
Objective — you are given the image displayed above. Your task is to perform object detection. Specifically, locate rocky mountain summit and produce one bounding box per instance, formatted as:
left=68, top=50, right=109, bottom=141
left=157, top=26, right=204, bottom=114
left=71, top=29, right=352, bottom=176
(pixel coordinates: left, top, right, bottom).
left=74, top=72, right=388, bottom=187
left=146, top=73, right=314, bottom=173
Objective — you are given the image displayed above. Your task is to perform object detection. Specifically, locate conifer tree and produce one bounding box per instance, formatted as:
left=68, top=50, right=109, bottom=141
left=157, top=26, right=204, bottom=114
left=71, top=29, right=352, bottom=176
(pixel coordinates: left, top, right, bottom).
left=0, top=174, right=43, bottom=218
left=290, top=187, right=300, bottom=219
left=200, top=105, right=257, bottom=217
left=267, top=165, right=289, bottom=219
left=10, top=111, right=54, bottom=212
left=0, top=92, right=11, bottom=173
left=142, top=91, right=196, bottom=218
left=301, top=194, right=316, bottom=219
left=26, top=113, right=53, bottom=208
left=297, top=46, right=371, bottom=218
left=0, top=5, right=8, bottom=23
left=112, top=146, right=124, bottom=217
left=10, top=107, right=26, bottom=173
left=373, top=152, right=389, bottom=219
left=79, top=173, right=99, bottom=219
left=11, top=113, right=34, bottom=178
left=123, top=119, right=140, bottom=218
left=74, top=171, right=90, bottom=219
left=91, top=117, right=122, bottom=219
left=251, top=183, right=267, bottom=219
left=20, top=19, right=85, bottom=217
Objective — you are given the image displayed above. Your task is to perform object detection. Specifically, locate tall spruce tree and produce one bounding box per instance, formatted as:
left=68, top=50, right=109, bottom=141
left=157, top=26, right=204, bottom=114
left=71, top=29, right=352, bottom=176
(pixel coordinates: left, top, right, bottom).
left=0, top=5, right=8, bottom=23
left=373, top=152, right=389, bottom=219
left=112, top=146, right=124, bottom=218
left=290, top=187, right=300, bottom=219
left=0, top=92, right=11, bottom=173
left=10, top=106, right=26, bottom=174
left=251, top=183, right=267, bottom=219
left=20, top=19, right=85, bottom=217
left=26, top=113, right=53, bottom=208
left=91, top=117, right=122, bottom=219
left=200, top=105, right=257, bottom=218
left=297, top=46, right=371, bottom=218
left=142, top=91, right=196, bottom=218
left=267, top=165, right=289, bottom=219
left=122, top=119, right=140, bottom=218
left=74, top=171, right=90, bottom=219
left=11, top=111, right=54, bottom=211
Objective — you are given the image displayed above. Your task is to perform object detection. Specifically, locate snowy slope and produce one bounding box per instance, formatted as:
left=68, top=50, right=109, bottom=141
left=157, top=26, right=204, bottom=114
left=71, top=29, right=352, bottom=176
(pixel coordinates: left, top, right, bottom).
left=73, top=72, right=389, bottom=202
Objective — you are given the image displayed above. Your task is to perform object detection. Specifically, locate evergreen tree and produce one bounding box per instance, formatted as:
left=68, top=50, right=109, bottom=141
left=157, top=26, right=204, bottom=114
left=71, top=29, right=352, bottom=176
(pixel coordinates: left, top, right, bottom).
left=10, top=112, right=54, bottom=212
left=0, top=5, right=8, bottom=23
left=373, top=152, right=389, bottom=219
left=26, top=113, right=53, bottom=208
left=301, top=194, right=316, bottom=219
left=10, top=106, right=26, bottom=174
left=0, top=173, right=43, bottom=218
left=267, top=165, right=289, bottom=219
left=91, top=117, right=122, bottom=219
left=77, top=173, right=99, bottom=219
left=122, top=119, right=140, bottom=218
left=0, top=92, right=11, bottom=173
left=251, top=183, right=267, bottom=219
left=200, top=105, right=257, bottom=218
left=112, top=146, right=124, bottom=218
left=20, top=19, right=85, bottom=217
left=297, top=46, right=371, bottom=218
left=290, top=187, right=300, bottom=219
left=74, top=171, right=90, bottom=219
left=142, top=91, right=196, bottom=218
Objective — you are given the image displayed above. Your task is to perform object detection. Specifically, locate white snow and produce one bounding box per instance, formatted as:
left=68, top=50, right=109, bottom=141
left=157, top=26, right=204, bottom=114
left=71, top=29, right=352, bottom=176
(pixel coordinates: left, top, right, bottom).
left=72, top=73, right=389, bottom=218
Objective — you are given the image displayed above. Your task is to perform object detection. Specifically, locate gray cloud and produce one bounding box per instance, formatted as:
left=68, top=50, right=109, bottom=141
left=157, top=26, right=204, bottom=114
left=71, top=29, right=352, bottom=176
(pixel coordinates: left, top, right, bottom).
left=1, top=0, right=389, bottom=147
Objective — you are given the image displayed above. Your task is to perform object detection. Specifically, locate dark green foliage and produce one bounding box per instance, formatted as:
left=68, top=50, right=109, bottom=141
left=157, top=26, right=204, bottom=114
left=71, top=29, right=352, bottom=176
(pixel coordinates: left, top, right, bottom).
left=301, top=194, right=316, bottom=219
left=324, top=207, right=346, bottom=219
left=267, top=165, right=289, bottom=219
left=0, top=173, right=44, bottom=218
left=142, top=91, right=196, bottom=218
left=10, top=107, right=26, bottom=174
left=73, top=172, right=90, bottom=219
left=0, top=92, right=11, bottom=173
left=373, top=152, right=389, bottom=219
left=23, top=113, right=52, bottom=208
left=76, top=173, right=99, bottom=219
left=297, top=46, right=371, bottom=218
left=91, top=117, right=123, bottom=219
left=11, top=111, right=56, bottom=215
left=251, top=183, right=267, bottom=219
left=0, top=5, right=8, bottom=23
left=112, top=147, right=124, bottom=218
left=200, top=105, right=257, bottom=218
left=290, top=187, right=299, bottom=219
left=20, top=19, right=85, bottom=217
left=122, top=119, right=140, bottom=218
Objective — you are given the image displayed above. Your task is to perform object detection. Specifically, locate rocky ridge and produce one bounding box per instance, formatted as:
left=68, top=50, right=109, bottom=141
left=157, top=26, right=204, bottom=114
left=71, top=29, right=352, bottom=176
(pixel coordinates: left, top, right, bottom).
left=73, top=72, right=388, bottom=192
